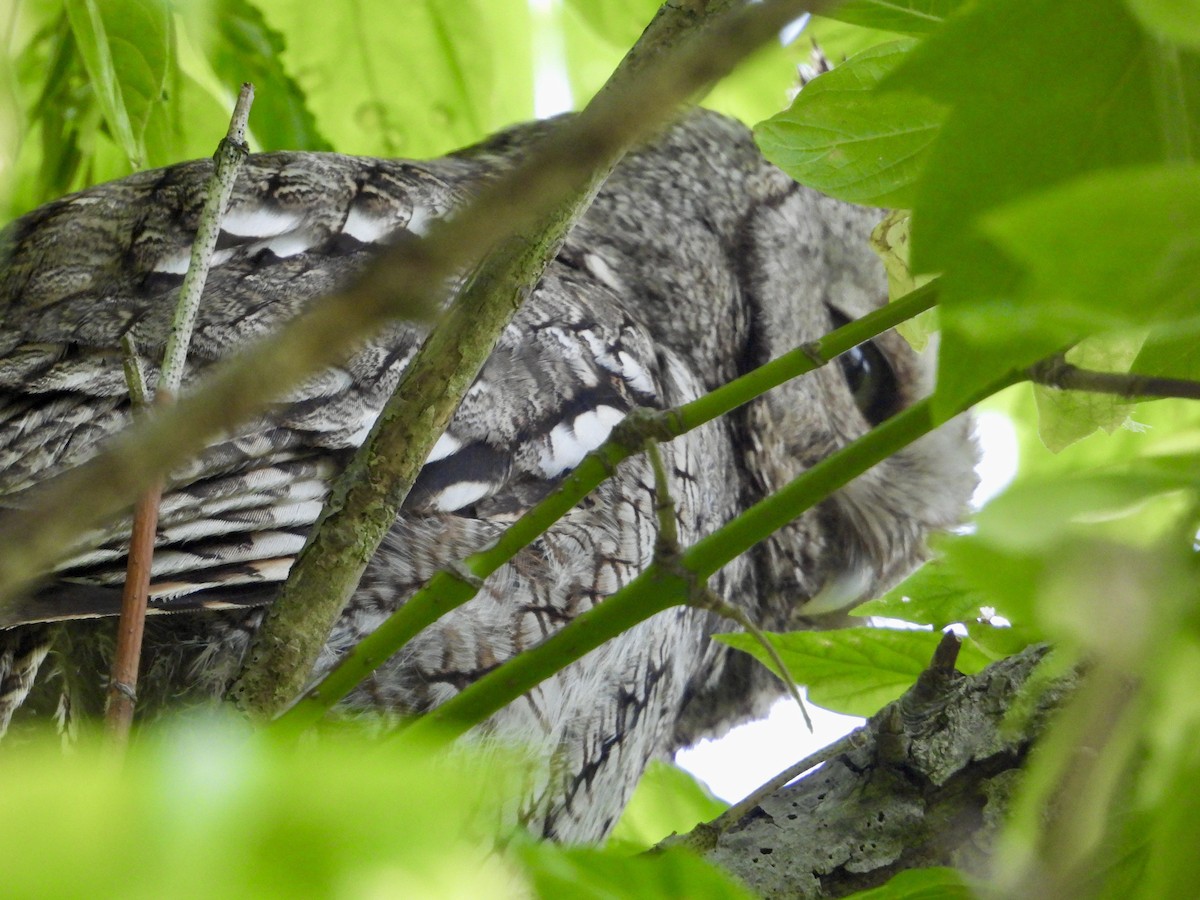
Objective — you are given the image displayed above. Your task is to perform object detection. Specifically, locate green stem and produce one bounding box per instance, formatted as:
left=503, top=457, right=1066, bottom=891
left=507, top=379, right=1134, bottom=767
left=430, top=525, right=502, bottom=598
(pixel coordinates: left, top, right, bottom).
left=399, top=370, right=1022, bottom=745
left=269, top=281, right=940, bottom=732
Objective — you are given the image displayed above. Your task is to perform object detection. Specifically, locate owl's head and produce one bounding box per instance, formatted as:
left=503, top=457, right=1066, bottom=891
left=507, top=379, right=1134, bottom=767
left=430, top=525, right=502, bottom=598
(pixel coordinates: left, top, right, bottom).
left=736, top=177, right=979, bottom=627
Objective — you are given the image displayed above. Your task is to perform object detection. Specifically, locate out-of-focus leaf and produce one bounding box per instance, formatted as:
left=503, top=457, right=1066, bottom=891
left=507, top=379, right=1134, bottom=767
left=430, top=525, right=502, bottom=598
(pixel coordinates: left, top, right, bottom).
left=64, top=0, right=171, bottom=169
left=253, top=0, right=533, bottom=159
left=820, top=0, right=968, bottom=36
left=842, top=865, right=975, bottom=898
left=717, top=628, right=990, bottom=718
left=755, top=40, right=942, bottom=207
left=205, top=0, right=331, bottom=151
left=0, top=723, right=523, bottom=898
left=608, top=760, right=727, bottom=853
left=1032, top=332, right=1147, bottom=452
left=1126, top=0, right=1200, bottom=48
left=516, top=841, right=755, bottom=900
left=885, top=0, right=1199, bottom=418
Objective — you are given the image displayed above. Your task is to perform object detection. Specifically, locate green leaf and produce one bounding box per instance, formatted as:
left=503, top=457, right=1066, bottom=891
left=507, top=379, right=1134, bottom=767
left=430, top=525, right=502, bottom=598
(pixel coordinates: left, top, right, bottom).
left=1126, top=0, right=1200, bottom=49
left=717, top=628, right=989, bottom=718
left=842, top=866, right=975, bottom=899
left=563, top=0, right=658, bottom=49
left=883, top=0, right=1199, bottom=416
left=754, top=40, right=944, bottom=207
left=981, top=166, right=1200, bottom=333
left=1032, top=333, right=1146, bottom=452
left=206, top=0, right=331, bottom=151
left=608, top=760, right=727, bottom=853
left=852, top=556, right=997, bottom=628
left=516, top=842, right=755, bottom=900
left=820, top=0, right=969, bottom=36
left=64, top=0, right=171, bottom=169
left=1132, top=321, right=1200, bottom=380
left=0, top=725, right=522, bottom=897
left=253, top=0, right=533, bottom=158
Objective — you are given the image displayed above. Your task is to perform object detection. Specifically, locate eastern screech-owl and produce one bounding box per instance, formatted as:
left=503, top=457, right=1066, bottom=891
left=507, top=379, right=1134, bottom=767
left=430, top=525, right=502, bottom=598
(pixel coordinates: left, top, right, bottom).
left=0, top=110, right=977, bottom=842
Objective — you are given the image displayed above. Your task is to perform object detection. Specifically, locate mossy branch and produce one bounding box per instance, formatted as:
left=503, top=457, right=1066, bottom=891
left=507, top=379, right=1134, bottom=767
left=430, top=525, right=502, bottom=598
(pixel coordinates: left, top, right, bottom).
left=269, top=282, right=939, bottom=732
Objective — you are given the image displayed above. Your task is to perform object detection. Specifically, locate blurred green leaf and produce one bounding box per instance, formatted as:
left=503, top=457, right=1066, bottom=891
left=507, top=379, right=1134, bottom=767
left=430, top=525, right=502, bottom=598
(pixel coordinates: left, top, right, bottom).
left=252, top=0, right=533, bottom=158
left=717, top=628, right=990, bottom=718
left=821, top=0, right=968, bottom=36
left=64, top=0, right=171, bottom=169
left=608, top=760, right=727, bottom=853
left=754, top=40, right=943, bottom=207
left=516, top=841, right=755, bottom=900
left=563, top=0, right=658, bottom=49
left=0, top=724, right=523, bottom=898
left=885, top=0, right=1199, bottom=417
left=1032, top=333, right=1147, bottom=452
left=1126, top=0, right=1200, bottom=49
left=843, top=865, right=975, bottom=899
left=981, top=166, right=1200, bottom=334
left=204, top=0, right=331, bottom=151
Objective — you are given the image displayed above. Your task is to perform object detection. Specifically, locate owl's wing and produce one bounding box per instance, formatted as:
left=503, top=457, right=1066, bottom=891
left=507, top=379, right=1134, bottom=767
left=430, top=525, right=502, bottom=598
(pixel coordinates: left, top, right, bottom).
left=0, top=151, right=677, bottom=627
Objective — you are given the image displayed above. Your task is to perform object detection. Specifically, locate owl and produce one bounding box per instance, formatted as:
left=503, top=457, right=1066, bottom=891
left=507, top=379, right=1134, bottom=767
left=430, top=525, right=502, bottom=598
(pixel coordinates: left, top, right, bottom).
left=0, top=110, right=977, bottom=842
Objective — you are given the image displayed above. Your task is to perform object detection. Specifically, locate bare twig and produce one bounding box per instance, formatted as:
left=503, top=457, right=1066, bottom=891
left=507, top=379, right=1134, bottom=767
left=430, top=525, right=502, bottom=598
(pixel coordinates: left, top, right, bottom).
left=1030, top=355, right=1200, bottom=401
left=103, top=84, right=254, bottom=744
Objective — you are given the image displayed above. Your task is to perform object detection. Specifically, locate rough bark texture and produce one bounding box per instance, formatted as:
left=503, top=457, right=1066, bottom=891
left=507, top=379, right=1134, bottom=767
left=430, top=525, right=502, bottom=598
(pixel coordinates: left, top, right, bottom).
left=702, top=644, right=1069, bottom=897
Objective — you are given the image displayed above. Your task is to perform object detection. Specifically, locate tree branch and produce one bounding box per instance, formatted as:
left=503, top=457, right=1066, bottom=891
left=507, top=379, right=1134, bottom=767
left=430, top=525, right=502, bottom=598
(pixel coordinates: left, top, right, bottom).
left=697, top=643, right=1070, bottom=898
left=1029, top=355, right=1200, bottom=402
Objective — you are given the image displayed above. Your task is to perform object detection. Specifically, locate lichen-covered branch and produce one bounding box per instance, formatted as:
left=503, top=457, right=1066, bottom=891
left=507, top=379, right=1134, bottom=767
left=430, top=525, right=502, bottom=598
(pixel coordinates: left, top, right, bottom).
left=701, top=643, right=1070, bottom=899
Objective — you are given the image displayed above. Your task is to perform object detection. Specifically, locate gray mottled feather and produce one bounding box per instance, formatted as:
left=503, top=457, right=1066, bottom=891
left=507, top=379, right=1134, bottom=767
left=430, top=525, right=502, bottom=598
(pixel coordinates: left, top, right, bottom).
left=0, top=111, right=977, bottom=842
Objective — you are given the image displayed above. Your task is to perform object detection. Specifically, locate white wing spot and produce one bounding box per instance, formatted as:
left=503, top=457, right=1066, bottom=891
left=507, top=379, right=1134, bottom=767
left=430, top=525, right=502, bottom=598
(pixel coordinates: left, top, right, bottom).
left=153, top=251, right=190, bottom=275
left=343, top=206, right=392, bottom=243
left=539, top=405, right=624, bottom=477
left=425, top=431, right=462, bottom=464
left=407, top=206, right=434, bottom=236
left=616, top=351, right=655, bottom=395
left=253, top=232, right=313, bottom=259
left=584, top=253, right=624, bottom=293
left=221, top=207, right=301, bottom=238
left=430, top=480, right=494, bottom=512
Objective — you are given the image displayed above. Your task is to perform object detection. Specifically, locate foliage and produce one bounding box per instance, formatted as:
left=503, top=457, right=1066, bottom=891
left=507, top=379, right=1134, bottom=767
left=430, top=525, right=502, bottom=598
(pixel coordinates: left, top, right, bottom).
left=2, top=0, right=1199, bottom=897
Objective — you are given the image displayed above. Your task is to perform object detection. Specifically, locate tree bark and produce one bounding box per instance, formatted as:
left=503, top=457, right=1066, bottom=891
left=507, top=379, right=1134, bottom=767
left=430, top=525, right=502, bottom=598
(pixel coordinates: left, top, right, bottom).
left=701, top=644, right=1068, bottom=898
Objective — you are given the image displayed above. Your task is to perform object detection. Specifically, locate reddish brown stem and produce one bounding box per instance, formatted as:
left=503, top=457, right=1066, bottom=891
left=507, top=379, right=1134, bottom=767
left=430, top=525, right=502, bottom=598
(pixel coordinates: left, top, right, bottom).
left=103, top=476, right=164, bottom=741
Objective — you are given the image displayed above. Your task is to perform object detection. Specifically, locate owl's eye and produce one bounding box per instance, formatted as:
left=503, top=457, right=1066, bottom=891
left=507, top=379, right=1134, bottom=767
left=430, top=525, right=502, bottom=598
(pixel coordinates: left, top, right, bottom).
left=829, top=310, right=900, bottom=426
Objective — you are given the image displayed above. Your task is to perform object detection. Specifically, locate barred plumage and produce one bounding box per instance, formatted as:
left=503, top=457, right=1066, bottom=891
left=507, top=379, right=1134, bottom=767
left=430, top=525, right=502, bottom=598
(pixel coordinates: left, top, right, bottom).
left=0, top=111, right=977, bottom=841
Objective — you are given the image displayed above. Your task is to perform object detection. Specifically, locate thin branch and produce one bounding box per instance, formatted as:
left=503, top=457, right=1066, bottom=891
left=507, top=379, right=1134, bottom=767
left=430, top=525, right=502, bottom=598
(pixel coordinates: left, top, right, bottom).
left=103, top=85, right=253, bottom=744
left=269, top=284, right=941, bottom=733
left=694, top=587, right=813, bottom=731
left=660, top=727, right=870, bottom=853
left=395, top=370, right=1025, bottom=747
left=1029, top=355, right=1200, bottom=402
left=0, top=0, right=830, bottom=622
